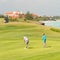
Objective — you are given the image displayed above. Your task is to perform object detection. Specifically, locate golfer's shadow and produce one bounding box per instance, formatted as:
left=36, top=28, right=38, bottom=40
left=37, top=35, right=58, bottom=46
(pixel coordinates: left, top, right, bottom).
left=28, top=46, right=52, bottom=49
left=47, top=46, right=52, bottom=48
left=28, top=47, right=35, bottom=49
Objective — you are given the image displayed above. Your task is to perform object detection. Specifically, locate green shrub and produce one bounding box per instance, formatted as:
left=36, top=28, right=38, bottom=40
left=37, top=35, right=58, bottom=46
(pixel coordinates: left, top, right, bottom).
left=50, top=28, right=60, bottom=32
left=9, top=17, right=19, bottom=22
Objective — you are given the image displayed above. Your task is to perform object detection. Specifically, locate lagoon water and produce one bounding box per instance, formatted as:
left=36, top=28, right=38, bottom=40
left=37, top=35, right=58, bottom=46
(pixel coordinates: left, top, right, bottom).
left=42, top=21, right=60, bottom=28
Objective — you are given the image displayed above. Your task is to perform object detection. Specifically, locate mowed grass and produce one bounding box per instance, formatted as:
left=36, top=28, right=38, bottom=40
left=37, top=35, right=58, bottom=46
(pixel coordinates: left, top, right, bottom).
left=0, top=21, right=60, bottom=60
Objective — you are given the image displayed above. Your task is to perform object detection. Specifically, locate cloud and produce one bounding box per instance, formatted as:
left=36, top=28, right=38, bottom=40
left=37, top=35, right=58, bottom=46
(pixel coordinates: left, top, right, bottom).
left=0, top=0, right=60, bottom=16
left=0, top=0, right=7, bottom=3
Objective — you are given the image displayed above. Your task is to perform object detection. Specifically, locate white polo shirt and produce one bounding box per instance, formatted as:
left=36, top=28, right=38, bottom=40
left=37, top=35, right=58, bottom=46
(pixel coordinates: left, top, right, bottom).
left=23, top=36, right=28, bottom=42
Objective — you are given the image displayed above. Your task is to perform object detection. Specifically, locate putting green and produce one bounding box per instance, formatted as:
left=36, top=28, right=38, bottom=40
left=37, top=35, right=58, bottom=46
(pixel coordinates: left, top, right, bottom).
left=0, top=22, right=60, bottom=60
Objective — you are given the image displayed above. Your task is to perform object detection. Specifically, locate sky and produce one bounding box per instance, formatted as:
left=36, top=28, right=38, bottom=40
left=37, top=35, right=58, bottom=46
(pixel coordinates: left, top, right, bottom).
left=0, top=0, right=60, bottom=16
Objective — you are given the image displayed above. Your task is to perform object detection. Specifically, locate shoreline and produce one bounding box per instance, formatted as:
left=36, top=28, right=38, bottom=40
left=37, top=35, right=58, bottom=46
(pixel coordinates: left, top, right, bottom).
left=56, top=20, right=60, bottom=21
left=39, top=20, right=60, bottom=28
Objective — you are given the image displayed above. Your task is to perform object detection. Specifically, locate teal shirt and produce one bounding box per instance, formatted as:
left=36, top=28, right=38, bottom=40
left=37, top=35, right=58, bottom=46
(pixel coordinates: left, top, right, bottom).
left=42, top=35, right=46, bottom=43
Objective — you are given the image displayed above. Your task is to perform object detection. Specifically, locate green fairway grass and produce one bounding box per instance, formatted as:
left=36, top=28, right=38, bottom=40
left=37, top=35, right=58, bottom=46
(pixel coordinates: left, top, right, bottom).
left=0, top=21, right=60, bottom=60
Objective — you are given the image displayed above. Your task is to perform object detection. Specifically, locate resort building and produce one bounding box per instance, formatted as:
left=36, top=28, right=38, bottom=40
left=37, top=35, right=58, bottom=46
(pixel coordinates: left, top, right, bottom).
left=4, top=11, right=23, bottom=18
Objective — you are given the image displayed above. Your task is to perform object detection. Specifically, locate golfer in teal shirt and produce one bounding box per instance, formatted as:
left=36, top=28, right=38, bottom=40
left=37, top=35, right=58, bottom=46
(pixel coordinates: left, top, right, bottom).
left=42, top=33, right=46, bottom=47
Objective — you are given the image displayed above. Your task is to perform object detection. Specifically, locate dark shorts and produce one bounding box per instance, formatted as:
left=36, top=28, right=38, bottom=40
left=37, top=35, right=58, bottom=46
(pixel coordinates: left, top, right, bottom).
left=27, top=41, right=29, bottom=44
left=25, top=40, right=29, bottom=44
left=43, top=39, right=46, bottom=43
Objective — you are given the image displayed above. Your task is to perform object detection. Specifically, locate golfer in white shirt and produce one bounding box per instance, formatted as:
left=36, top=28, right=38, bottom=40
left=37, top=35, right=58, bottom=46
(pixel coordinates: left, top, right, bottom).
left=23, top=36, right=29, bottom=48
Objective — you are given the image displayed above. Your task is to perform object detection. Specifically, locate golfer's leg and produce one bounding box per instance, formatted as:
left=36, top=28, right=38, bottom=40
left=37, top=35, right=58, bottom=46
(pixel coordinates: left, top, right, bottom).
left=26, top=41, right=29, bottom=48
left=43, top=43, right=46, bottom=48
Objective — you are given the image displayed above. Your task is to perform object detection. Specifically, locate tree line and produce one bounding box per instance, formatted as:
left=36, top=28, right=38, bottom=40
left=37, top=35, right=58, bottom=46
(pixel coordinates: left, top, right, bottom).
left=0, top=11, right=60, bottom=22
